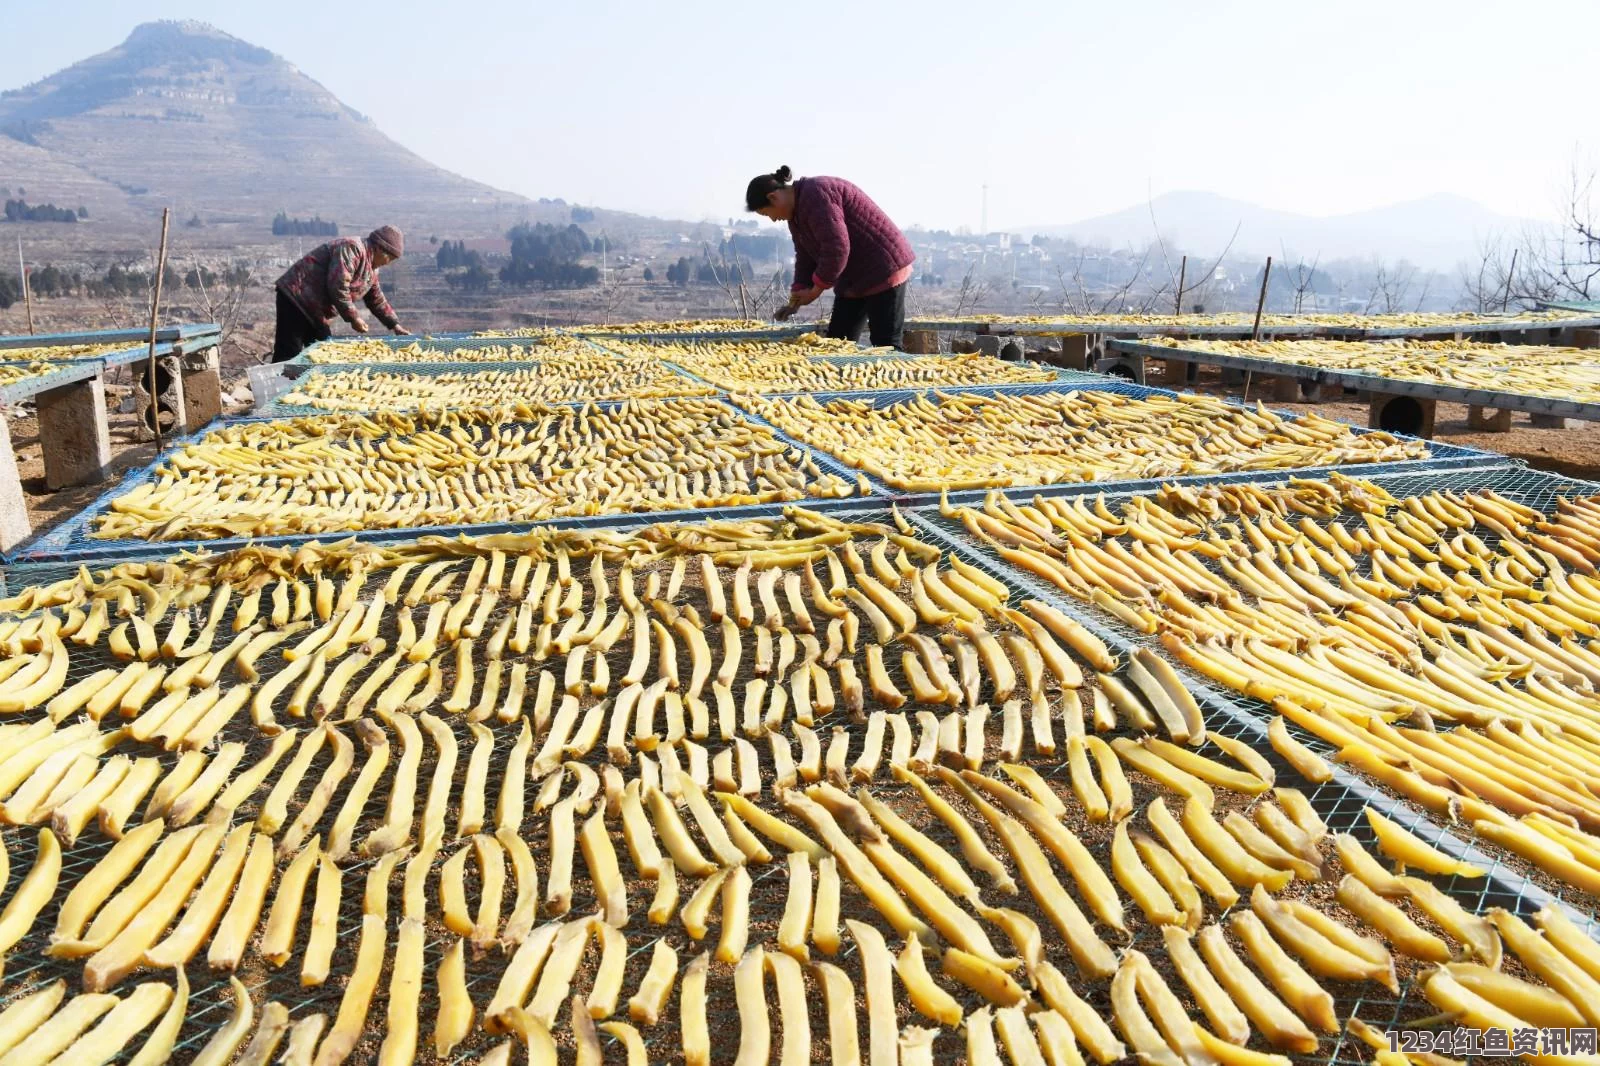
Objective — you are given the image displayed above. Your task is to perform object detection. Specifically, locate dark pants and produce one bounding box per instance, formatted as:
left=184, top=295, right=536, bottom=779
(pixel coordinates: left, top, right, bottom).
left=827, top=281, right=907, bottom=350
left=272, top=289, right=330, bottom=363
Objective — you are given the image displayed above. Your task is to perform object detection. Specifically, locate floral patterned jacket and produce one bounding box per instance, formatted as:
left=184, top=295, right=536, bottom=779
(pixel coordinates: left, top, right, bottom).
left=275, top=237, right=398, bottom=329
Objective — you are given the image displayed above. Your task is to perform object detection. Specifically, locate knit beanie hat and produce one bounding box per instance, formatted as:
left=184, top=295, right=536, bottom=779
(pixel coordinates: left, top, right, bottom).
left=368, top=225, right=404, bottom=258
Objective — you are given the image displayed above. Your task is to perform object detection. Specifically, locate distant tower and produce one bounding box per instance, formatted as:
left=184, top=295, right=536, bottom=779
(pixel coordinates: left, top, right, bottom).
left=981, top=184, right=988, bottom=237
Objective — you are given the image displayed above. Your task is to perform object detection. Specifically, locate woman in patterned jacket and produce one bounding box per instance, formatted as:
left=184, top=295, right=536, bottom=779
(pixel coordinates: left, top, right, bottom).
left=747, top=166, right=916, bottom=350
left=271, top=225, right=410, bottom=362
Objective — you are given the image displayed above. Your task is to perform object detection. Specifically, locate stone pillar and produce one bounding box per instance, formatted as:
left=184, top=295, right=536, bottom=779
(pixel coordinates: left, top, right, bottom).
left=901, top=330, right=940, bottom=355
left=1059, top=334, right=1090, bottom=370
left=133, top=355, right=187, bottom=443
left=999, top=340, right=1024, bottom=362
left=951, top=337, right=979, bottom=354
left=1531, top=413, right=1581, bottom=429
left=1467, top=405, right=1513, bottom=432
left=1368, top=393, right=1436, bottom=439
left=36, top=375, right=112, bottom=489
left=1303, top=380, right=1343, bottom=403
left=0, top=416, right=31, bottom=553
left=974, top=336, right=1004, bottom=357
left=1572, top=328, right=1600, bottom=350
left=180, top=346, right=223, bottom=433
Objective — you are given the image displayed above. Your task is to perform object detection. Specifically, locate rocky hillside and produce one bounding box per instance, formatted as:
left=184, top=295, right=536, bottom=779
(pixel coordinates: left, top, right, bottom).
left=0, top=21, right=538, bottom=246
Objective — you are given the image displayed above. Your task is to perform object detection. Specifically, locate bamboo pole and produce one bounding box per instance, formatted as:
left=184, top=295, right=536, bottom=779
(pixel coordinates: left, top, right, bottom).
left=146, top=208, right=172, bottom=451
left=1174, top=255, right=1187, bottom=316
left=17, top=236, right=33, bottom=335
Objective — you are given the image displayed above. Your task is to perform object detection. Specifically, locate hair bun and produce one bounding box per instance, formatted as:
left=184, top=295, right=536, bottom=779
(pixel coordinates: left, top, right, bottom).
left=774, top=165, right=792, bottom=183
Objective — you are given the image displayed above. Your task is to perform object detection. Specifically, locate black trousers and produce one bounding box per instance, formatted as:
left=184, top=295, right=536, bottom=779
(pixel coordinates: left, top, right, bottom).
left=271, top=289, right=330, bottom=363
left=826, top=281, right=907, bottom=350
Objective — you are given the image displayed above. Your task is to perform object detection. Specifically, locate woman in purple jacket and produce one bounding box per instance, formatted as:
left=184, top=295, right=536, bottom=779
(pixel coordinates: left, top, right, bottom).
left=747, top=166, right=915, bottom=349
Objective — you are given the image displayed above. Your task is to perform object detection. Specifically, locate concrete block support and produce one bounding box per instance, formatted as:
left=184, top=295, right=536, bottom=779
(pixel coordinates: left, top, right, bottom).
left=974, top=336, right=1004, bottom=358
left=901, top=330, right=939, bottom=354
left=0, top=417, right=32, bottom=553
left=1268, top=375, right=1302, bottom=403
left=1572, top=328, right=1600, bottom=350
left=1531, top=413, right=1583, bottom=430
left=1369, top=393, right=1437, bottom=439
left=951, top=337, right=979, bottom=354
left=1467, top=405, right=1513, bottom=433
left=37, top=375, right=112, bottom=489
left=180, top=346, right=223, bottom=433
left=1059, top=334, right=1090, bottom=370
left=1094, top=355, right=1146, bottom=384
left=134, top=355, right=187, bottom=443
left=1156, top=359, right=1189, bottom=386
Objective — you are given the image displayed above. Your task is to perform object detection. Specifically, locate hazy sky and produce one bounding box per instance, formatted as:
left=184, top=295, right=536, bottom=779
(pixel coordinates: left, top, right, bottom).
left=2, top=0, right=1595, bottom=233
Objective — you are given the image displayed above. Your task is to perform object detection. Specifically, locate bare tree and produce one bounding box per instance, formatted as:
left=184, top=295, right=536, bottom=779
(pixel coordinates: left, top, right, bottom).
left=1363, top=259, right=1415, bottom=314
left=698, top=241, right=785, bottom=319
left=191, top=262, right=257, bottom=362
left=1170, top=223, right=1241, bottom=314
left=953, top=262, right=991, bottom=316
left=599, top=266, right=630, bottom=325
left=1460, top=158, right=1599, bottom=309
left=1282, top=245, right=1322, bottom=313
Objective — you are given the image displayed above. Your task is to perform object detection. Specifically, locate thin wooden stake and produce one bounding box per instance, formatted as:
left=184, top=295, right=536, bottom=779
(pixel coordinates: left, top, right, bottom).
left=17, top=236, right=33, bottom=335
left=146, top=208, right=172, bottom=451
left=1174, top=255, right=1187, bottom=316
left=1251, top=256, right=1273, bottom=341
left=1501, top=248, right=1518, bottom=312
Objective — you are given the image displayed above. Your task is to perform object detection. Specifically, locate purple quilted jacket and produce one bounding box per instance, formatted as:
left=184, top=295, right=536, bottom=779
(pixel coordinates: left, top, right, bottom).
left=788, top=176, right=915, bottom=299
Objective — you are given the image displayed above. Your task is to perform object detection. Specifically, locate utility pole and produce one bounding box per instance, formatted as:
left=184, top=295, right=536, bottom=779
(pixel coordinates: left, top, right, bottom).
left=981, top=185, right=988, bottom=238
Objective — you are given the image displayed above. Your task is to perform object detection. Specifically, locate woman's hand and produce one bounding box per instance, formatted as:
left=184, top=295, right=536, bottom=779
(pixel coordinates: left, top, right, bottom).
left=792, top=285, right=825, bottom=307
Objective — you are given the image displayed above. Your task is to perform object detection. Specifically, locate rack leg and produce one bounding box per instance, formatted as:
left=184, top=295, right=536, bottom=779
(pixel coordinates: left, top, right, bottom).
left=1573, top=328, right=1600, bottom=350
left=180, top=346, right=224, bottom=433
left=973, top=336, right=1004, bottom=358
left=1466, top=405, right=1512, bottom=433
left=37, top=375, right=112, bottom=489
left=1530, top=413, right=1581, bottom=430
left=0, top=416, right=32, bottom=552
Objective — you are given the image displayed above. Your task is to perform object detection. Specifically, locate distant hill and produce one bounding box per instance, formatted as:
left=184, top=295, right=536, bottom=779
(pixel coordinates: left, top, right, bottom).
left=0, top=20, right=541, bottom=242
left=1028, top=190, right=1533, bottom=270
left=0, top=135, right=146, bottom=225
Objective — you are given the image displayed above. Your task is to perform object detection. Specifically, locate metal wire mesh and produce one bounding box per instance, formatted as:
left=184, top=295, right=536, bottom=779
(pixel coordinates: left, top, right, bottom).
left=6, top=398, right=874, bottom=565
left=258, top=362, right=713, bottom=417
left=907, top=465, right=1600, bottom=925
left=726, top=381, right=1504, bottom=505
left=0, top=497, right=1593, bottom=1063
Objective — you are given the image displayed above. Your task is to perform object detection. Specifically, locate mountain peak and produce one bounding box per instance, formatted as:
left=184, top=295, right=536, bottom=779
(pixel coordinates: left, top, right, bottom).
left=126, top=19, right=242, bottom=44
